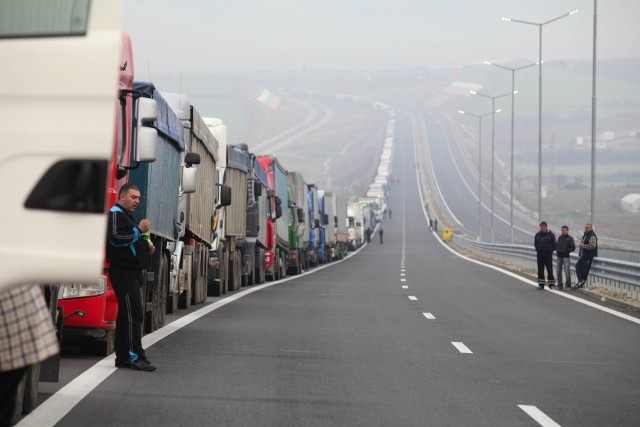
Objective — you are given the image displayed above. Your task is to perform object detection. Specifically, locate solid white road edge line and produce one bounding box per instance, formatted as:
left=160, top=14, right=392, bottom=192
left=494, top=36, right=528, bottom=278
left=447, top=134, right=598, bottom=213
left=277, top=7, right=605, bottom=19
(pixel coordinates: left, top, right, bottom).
left=518, top=405, right=562, bottom=427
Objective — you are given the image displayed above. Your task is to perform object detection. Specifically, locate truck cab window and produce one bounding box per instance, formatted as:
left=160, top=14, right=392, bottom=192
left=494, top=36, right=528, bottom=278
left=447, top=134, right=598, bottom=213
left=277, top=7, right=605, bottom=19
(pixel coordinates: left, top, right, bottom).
left=0, top=0, right=90, bottom=38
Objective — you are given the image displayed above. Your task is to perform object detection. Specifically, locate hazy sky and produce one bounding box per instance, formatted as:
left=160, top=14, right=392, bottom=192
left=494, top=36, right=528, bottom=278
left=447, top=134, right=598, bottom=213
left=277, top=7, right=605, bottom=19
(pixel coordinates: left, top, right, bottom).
left=124, top=0, right=640, bottom=76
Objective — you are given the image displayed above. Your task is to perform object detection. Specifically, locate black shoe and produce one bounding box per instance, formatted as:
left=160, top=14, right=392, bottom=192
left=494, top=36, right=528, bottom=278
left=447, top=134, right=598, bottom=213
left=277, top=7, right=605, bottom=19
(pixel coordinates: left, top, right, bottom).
left=130, top=358, right=157, bottom=371
left=576, top=281, right=586, bottom=289
left=548, top=284, right=555, bottom=290
left=537, top=284, right=544, bottom=290
left=115, top=359, right=130, bottom=368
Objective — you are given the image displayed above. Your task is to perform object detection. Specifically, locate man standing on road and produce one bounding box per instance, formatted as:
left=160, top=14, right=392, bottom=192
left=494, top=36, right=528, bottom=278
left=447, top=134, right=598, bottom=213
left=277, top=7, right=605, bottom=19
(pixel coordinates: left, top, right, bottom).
left=575, top=223, right=598, bottom=289
left=534, top=221, right=557, bottom=290
left=555, top=225, right=576, bottom=290
left=107, top=183, right=157, bottom=372
left=379, top=227, right=384, bottom=244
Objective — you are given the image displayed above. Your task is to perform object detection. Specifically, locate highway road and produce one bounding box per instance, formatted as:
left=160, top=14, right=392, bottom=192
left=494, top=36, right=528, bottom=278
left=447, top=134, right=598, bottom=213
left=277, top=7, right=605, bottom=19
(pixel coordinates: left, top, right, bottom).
left=20, top=112, right=640, bottom=427
left=415, top=107, right=539, bottom=245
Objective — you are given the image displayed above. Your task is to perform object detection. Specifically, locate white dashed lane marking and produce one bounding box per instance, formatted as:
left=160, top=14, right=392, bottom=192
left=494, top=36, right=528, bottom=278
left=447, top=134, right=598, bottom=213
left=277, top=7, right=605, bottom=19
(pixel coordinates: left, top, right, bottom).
left=408, top=296, right=418, bottom=301
left=402, top=285, right=408, bottom=289
left=422, top=312, right=436, bottom=319
left=451, top=342, right=472, bottom=354
left=518, top=405, right=562, bottom=427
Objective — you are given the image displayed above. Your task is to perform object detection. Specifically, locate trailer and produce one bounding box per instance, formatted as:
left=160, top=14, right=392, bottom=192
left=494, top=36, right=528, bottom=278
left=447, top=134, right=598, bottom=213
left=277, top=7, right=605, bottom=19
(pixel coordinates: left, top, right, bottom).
left=128, top=82, right=199, bottom=333
left=306, top=184, right=321, bottom=267
left=163, top=93, right=220, bottom=311
left=347, top=202, right=364, bottom=250
left=333, top=193, right=349, bottom=259
left=243, top=149, right=269, bottom=286
left=287, top=171, right=308, bottom=274
left=257, top=155, right=289, bottom=280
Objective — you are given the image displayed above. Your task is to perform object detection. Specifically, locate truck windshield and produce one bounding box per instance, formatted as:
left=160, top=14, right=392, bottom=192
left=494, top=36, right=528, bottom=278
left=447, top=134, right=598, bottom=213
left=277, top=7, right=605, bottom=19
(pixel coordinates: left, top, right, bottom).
left=0, top=0, right=90, bottom=38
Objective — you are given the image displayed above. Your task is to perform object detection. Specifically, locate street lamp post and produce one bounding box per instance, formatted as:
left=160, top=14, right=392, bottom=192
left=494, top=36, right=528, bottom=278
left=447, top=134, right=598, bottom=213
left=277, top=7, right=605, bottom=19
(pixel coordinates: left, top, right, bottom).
left=503, top=9, right=578, bottom=224
left=484, top=60, right=536, bottom=244
left=470, top=90, right=512, bottom=242
left=459, top=109, right=496, bottom=242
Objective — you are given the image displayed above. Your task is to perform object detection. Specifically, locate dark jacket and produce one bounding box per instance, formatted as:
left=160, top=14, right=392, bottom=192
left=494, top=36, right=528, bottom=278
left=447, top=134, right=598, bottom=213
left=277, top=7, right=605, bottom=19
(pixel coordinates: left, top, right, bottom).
left=534, top=230, right=557, bottom=254
left=556, top=234, right=576, bottom=258
left=579, top=230, right=598, bottom=259
left=106, top=204, right=150, bottom=270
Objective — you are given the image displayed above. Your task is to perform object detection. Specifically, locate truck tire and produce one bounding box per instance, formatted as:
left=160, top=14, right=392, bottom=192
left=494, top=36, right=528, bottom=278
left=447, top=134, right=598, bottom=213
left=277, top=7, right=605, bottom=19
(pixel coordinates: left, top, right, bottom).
left=229, top=251, right=242, bottom=291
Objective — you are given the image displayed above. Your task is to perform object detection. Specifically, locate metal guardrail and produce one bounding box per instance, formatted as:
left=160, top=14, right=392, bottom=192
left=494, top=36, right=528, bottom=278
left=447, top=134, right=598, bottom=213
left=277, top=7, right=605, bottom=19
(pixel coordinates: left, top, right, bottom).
left=451, top=234, right=640, bottom=302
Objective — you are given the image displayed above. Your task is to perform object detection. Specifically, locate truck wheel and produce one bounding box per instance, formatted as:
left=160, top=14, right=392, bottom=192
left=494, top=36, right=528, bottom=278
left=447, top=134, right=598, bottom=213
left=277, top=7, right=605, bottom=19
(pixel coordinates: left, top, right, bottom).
left=230, top=251, right=241, bottom=291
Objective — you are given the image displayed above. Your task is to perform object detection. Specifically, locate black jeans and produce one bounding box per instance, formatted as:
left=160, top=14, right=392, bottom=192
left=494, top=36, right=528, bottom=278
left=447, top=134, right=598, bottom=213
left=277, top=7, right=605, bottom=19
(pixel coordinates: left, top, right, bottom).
left=0, top=367, right=27, bottom=426
left=536, top=252, right=555, bottom=286
left=110, top=266, right=146, bottom=362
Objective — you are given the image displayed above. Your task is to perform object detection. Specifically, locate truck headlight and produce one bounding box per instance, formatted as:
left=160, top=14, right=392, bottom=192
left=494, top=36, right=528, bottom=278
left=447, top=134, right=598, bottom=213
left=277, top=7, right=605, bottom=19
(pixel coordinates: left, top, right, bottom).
left=59, top=276, right=107, bottom=299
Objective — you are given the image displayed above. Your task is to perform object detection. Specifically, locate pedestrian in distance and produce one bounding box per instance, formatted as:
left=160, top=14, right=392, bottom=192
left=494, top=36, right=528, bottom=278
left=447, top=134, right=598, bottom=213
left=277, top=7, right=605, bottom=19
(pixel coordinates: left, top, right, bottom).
left=555, top=225, right=576, bottom=290
left=379, top=227, right=384, bottom=244
left=534, top=221, right=557, bottom=289
left=434, top=218, right=438, bottom=232
left=365, top=227, right=372, bottom=244
left=575, top=223, right=598, bottom=289
left=0, top=284, right=59, bottom=425
left=107, top=183, right=157, bottom=372
left=429, top=219, right=433, bottom=231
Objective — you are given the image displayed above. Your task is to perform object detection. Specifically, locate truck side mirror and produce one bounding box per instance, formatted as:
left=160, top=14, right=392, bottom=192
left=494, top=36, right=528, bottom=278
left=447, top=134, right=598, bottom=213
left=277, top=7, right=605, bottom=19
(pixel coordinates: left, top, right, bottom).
left=275, top=205, right=282, bottom=219
left=218, top=185, right=232, bottom=207
left=184, top=152, right=200, bottom=166
left=134, top=97, right=158, bottom=163
left=181, top=166, right=197, bottom=194
left=275, top=196, right=282, bottom=206
left=297, top=207, right=304, bottom=223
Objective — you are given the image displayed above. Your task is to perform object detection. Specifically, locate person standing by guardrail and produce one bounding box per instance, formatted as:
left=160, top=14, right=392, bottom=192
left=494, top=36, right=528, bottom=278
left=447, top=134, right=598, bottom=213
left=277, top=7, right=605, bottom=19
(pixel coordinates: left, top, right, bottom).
left=534, top=221, right=557, bottom=290
left=555, top=225, right=576, bottom=290
left=575, top=223, right=598, bottom=289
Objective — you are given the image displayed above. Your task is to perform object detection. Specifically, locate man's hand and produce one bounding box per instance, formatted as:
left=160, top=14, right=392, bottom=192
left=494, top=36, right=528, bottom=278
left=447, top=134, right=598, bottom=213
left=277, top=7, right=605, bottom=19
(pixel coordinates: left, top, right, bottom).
left=138, top=219, right=151, bottom=233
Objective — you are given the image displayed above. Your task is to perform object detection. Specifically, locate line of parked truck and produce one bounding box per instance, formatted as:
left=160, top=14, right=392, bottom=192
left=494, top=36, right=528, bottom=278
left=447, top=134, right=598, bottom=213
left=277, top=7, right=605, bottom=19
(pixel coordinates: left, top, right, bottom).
left=57, top=33, right=397, bottom=356
left=3, top=16, right=395, bottom=419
